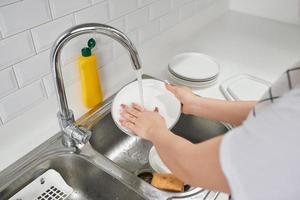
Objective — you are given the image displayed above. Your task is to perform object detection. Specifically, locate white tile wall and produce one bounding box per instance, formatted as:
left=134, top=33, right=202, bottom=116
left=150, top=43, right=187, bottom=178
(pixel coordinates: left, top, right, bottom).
left=109, top=0, right=138, bottom=19
left=92, top=0, right=106, bottom=4
left=95, top=42, right=114, bottom=67
left=138, top=0, right=156, bottom=6
left=126, top=7, right=149, bottom=32
left=179, top=1, right=197, bottom=21
left=0, top=81, right=46, bottom=123
left=0, top=0, right=51, bottom=37
left=49, top=0, right=91, bottom=19
left=0, top=0, right=214, bottom=124
left=0, top=31, right=35, bottom=70
left=138, top=20, right=160, bottom=42
left=149, top=0, right=171, bottom=20
left=0, top=67, right=18, bottom=99
left=160, top=9, right=179, bottom=31
left=172, top=0, right=194, bottom=7
left=13, top=50, right=51, bottom=87
left=0, top=0, right=21, bottom=7
left=31, top=15, right=75, bottom=52
left=75, top=1, right=110, bottom=24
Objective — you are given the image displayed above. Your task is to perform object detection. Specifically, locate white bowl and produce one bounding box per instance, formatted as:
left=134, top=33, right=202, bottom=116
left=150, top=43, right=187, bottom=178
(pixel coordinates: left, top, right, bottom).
left=168, top=52, right=220, bottom=82
left=111, top=79, right=181, bottom=136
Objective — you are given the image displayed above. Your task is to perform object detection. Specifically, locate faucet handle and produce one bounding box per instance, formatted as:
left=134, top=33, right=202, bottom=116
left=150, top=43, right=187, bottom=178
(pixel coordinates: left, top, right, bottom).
left=64, top=124, right=91, bottom=145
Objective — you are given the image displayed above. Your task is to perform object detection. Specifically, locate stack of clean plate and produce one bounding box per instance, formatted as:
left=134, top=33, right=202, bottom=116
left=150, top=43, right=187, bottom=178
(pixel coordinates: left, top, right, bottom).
left=168, top=53, right=220, bottom=88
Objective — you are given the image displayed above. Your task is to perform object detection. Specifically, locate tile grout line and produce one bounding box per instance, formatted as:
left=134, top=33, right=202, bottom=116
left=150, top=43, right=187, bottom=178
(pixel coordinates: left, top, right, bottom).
left=11, top=66, right=21, bottom=89
left=29, top=30, right=38, bottom=55
left=47, top=0, right=54, bottom=20
left=0, top=0, right=23, bottom=8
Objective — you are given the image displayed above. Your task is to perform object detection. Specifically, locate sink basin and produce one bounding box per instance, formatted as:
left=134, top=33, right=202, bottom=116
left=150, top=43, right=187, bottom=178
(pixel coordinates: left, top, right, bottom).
left=90, top=111, right=229, bottom=177
left=0, top=153, right=143, bottom=200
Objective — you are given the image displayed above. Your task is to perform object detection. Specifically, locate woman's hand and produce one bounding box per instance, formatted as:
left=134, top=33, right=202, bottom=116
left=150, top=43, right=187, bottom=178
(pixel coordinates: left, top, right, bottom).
left=165, top=83, right=198, bottom=115
left=119, top=103, right=168, bottom=140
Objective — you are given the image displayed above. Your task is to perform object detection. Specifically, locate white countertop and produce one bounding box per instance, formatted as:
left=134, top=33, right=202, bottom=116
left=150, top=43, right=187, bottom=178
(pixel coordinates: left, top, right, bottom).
left=1, top=9, right=300, bottom=199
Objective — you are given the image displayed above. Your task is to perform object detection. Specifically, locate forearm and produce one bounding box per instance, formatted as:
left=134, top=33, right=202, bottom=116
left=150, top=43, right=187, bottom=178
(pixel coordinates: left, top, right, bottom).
left=151, top=130, right=230, bottom=193
left=189, top=96, right=256, bottom=125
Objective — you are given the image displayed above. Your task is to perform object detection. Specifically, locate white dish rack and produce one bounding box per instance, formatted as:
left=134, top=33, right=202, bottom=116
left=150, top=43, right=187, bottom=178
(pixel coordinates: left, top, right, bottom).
left=9, top=169, right=73, bottom=200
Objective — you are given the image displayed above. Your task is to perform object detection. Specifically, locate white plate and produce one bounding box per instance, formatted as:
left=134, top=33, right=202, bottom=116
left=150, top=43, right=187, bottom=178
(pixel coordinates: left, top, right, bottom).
left=112, top=79, right=181, bottom=136
left=168, top=53, right=220, bottom=82
left=168, top=71, right=218, bottom=88
left=149, top=146, right=171, bottom=173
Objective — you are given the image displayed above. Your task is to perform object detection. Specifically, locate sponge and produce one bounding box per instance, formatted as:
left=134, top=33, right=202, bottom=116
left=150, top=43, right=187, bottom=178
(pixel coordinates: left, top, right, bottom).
left=151, top=173, right=184, bottom=192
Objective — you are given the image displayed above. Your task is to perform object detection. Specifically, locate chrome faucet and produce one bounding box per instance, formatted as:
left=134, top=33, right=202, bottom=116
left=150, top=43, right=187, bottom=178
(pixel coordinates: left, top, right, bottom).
left=50, top=23, right=142, bottom=147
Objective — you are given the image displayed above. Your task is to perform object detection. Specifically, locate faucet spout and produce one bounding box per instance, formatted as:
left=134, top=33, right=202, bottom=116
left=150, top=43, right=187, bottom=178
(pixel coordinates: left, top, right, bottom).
left=50, top=23, right=142, bottom=147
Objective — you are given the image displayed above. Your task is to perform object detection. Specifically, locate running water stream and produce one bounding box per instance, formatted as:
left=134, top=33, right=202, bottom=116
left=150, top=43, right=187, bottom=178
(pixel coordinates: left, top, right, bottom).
left=136, top=69, right=144, bottom=107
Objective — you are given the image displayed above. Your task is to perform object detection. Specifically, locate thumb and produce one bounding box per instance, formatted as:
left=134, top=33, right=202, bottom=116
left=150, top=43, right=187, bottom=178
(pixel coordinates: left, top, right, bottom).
left=165, top=83, right=177, bottom=94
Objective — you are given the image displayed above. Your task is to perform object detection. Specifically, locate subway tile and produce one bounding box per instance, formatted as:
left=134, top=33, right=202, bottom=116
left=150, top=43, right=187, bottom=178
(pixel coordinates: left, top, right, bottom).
left=160, top=9, right=179, bottom=31
left=109, top=0, right=138, bottom=19
left=0, top=67, right=18, bottom=99
left=44, top=62, right=79, bottom=97
left=179, top=1, right=196, bottom=21
left=149, top=0, right=171, bottom=20
left=0, top=0, right=51, bottom=37
left=31, top=15, right=75, bottom=53
left=75, top=1, right=110, bottom=24
left=197, top=0, right=211, bottom=9
left=108, top=18, right=126, bottom=32
left=91, top=0, right=106, bottom=4
left=62, top=61, right=80, bottom=86
left=113, top=31, right=138, bottom=58
left=0, top=0, right=21, bottom=7
left=0, top=31, right=35, bottom=70
left=126, top=7, right=149, bottom=32
left=172, top=0, right=193, bottom=8
left=127, top=31, right=139, bottom=46
left=0, top=81, right=47, bottom=123
left=42, top=74, right=54, bottom=97
left=138, top=20, right=160, bottom=43
left=14, top=50, right=51, bottom=87
left=49, top=0, right=91, bottom=19
left=95, top=42, right=114, bottom=67
left=43, top=61, right=80, bottom=97
left=138, top=0, right=156, bottom=7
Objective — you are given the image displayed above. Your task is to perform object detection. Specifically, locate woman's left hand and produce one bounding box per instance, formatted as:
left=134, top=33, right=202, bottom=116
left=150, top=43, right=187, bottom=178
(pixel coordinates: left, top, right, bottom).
left=120, top=103, right=168, bottom=141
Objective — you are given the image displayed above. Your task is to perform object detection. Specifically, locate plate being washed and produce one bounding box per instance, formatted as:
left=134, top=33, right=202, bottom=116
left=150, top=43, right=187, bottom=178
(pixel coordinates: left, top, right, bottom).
left=112, top=79, right=181, bottom=136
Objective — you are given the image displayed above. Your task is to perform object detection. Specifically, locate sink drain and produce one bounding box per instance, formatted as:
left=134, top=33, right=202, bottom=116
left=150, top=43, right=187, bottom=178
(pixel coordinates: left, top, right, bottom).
left=136, top=170, right=193, bottom=193
left=137, top=171, right=153, bottom=184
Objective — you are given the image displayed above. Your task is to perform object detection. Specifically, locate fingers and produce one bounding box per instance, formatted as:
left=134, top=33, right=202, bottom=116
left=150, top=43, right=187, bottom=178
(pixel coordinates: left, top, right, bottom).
left=121, top=104, right=141, bottom=117
left=120, top=119, right=136, bottom=132
left=165, top=83, right=178, bottom=95
left=120, top=111, right=137, bottom=123
left=132, top=103, right=144, bottom=111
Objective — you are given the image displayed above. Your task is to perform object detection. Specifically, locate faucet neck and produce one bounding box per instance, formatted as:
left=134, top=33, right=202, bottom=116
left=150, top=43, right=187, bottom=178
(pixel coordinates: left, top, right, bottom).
left=50, top=23, right=142, bottom=147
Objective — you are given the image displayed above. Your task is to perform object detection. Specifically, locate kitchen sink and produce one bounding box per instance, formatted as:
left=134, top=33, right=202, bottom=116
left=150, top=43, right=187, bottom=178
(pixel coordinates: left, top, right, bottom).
left=89, top=112, right=229, bottom=176
left=0, top=153, right=143, bottom=200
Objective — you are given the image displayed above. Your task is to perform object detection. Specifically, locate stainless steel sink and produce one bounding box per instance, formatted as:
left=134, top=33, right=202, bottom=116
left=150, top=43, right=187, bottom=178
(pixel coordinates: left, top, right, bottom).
left=0, top=152, right=143, bottom=200
left=0, top=76, right=230, bottom=200
left=89, top=112, right=229, bottom=176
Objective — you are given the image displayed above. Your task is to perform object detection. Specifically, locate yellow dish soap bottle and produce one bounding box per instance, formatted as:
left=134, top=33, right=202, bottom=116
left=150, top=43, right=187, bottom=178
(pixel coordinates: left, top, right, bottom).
left=77, top=38, right=103, bottom=108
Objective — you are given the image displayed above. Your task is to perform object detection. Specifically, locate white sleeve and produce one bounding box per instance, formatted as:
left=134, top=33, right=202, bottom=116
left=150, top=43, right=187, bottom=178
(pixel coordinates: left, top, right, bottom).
left=220, top=88, right=300, bottom=200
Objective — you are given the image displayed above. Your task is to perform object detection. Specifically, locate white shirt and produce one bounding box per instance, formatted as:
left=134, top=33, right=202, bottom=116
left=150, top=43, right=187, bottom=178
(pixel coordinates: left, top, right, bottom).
left=220, top=64, right=300, bottom=200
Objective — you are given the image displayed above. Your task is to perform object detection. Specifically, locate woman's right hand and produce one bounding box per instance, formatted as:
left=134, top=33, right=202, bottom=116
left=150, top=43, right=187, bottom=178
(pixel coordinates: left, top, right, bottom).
left=165, top=83, right=198, bottom=115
